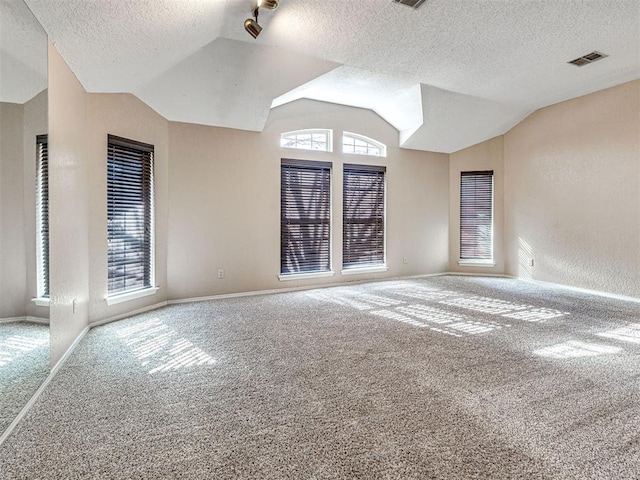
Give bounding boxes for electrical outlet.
[218,269,225,279]
[403,256,408,264]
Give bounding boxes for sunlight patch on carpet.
[533,340,621,359]
[439,295,567,322]
[306,290,404,310]
[371,303,504,337]
[116,318,216,373]
[596,324,640,344]
[0,335,48,367]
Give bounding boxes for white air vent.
[393,0,428,9]
[568,51,608,67]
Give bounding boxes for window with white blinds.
[36,134,49,298]
[460,171,494,261]
[281,159,331,275]
[343,164,386,269]
[107,135,154,296]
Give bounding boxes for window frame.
[342,163,387,273]
[280,158,333,280]
[280,129,333,153]
[459,170,494,266]
[106,134,156,300]
[342,132,387,157]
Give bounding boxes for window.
[342,132,386,157]
[460,171,494,262]
[343,164,386,269]
[280,129,332,152]
[36,134,49,298]
[281,159,332,276]
[107,135,154,296]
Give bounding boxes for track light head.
[257,0,279,9]
[244,18,262,39]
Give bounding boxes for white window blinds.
[107,135,154,295]
[281,159,331,275]
[460,171,494,261]
[36,134,49,298]
[343,164,386,268]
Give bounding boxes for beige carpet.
[1,276,639,479]
[0,322,49,435]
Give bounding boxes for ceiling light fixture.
[244,13,262,39]
[258,0,279,9]
[244,0,279,39]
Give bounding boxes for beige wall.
[449,135,505,274]
[45,52,637,344]
[0,102,26,318]
[46,51,170,358]
[48,42,90,365]
[0,91,48,320]
[86,93,169,322]
[167,99,449,300]
[504,79,640,297]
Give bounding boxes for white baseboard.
[445,271,510,278]
[0,316,50,324]
[0,316,26,324]
[166,272,451,306]
[89,301,168,328]
[26,316,50,325]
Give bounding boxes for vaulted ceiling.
[22,0,640,153]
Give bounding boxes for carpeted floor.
[0,322,49,435]
[1,275,639,479]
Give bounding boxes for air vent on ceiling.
[568,51,608,67]
[393,0,428,9]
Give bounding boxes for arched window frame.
[280,129,333,152]
[342,132,387,157]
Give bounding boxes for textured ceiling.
[21,0,640,153]
[0,0,47,103]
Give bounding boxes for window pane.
[342,133,386,157]
[280,130,331,152]
[107,136,154,295]
[343,165,386,268]
[460,171,493,260]
[281,160,332,274]
[36,135,49,298]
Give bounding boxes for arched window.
[280,129,332,152]
[342,132,386,157]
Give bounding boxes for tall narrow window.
[343,164,386,269]
[36,134,49,298]
[281,159,331,276]
[460,171,494,262]
[107,135,154,296]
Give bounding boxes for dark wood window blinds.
[343,164,386,268]
[36,134,49,297]
[281,159,331,275]
[460,170,494,260]
[107,135,154,295]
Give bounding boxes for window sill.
[278,271,335,282]
[31,297,50,307]
[458,260,496,268]
[106,287,159,306]
[341,265,388,276]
